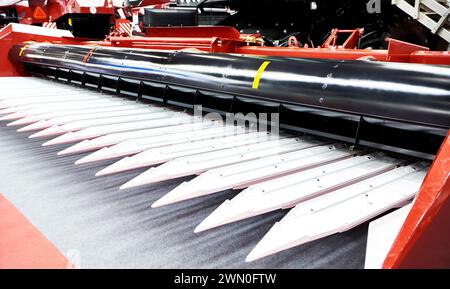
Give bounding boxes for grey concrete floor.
[0,122,368,268]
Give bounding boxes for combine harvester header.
[0,22,449,268]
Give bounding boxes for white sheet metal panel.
[0,77,55,86]
[97,136,300,177]
[0,93,107,109]
[151,144,357,208]
[29,110,178,138]
[245,166,427,262]
[84,130,272,166]
[0,79,70,86]
[0,81,88,98]
[42,115,204,146]
[365,203,413,269]
[16,106,162,132]
[0,83,63,91]
[106,137,322,182]
[285,163,427,217]
[0,86,66,93]
[194,153,404,233]
[58,121,219,155]
[76,125,249,164]
[0,88,85,100]
[0,77,77,88]
[0,97,122,115]
[0,79,87,90]
[0,98,133,119]
[7,102,151,126]
[118,132,283,187]
[2,23,74,37]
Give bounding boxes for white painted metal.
[116,137,324,185]
[0,77,426,265]
[0,78,79,93]
[245,165,427,262]
[0,93,106,109]
[0,82,59,90]
[392,0,450,43]
[0,98,132,119]
[58,121,219,155]
[194,154,405,233]
[82,130,271,166]
[151,144,357,208]
[0,23,74,38]
[16,106,162,132]
[42,115,203,146]
[0,78,66,85]
[119,133,283,188]
[98,135,299,177]
[0,78,69,85]
[284,162,427,217]
[28,110,176,138]
[0,80,88,91]
[0,86,65,96]
[365,203,413,269]
[7,102,150,126]
[76,125,249,164]
[0,77,51,85]
[0,88,84,100]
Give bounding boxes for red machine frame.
[107,26,450,65]
[12,0,115,25]
[1,0,171,26]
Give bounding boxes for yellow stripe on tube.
[18,45,29,56]
[252,61,271,90]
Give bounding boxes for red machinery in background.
[0,0,116,38]
[14,0,114,24]
[0,0,172,38]
[109,26,450,65]
[2,23,449,78]
[0,0,116,24]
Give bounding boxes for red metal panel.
[385,38,429,63]
[411,51,450,65]
[144,26,241,39]
[0,23,80,77]
[109,35,245,53]
[0,24,24,76]
[0,194,69,269]
[237,44,450,65]
[383,132,450,268]
[236,46,390,61]
[15,5,35,25]
[321,28,364,49]
[139,0,170,5]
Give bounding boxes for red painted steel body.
[321,28,364,49]
[0,194,70,269]
[13,0,115,24]
[4,0,171,25]
[139,26,450,65]
[236,38,449,64]
[384,132,450,268]
[0,24,81,76]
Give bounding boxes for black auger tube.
[9,42,450,129]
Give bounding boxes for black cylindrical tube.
[10,42,450,128]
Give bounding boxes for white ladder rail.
[392,0,450,44]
